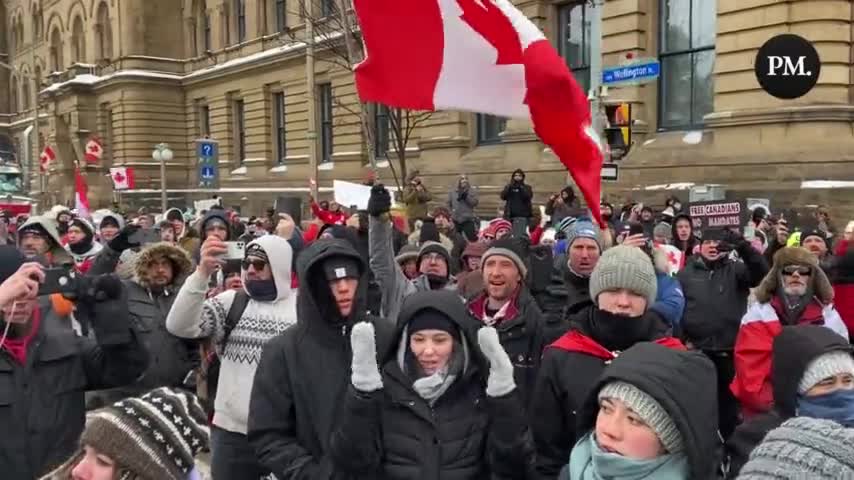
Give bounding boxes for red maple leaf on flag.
[457,0,523,65]
[113,171,125,184]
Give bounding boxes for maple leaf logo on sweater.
[457,0,523,65]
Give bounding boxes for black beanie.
[100,216,120,229]
[800,228,830,249]
[408,308,461,342]
[417,241,451,269]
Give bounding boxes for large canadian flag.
[74,167,91,219]
[39,146,55,174]
[109,167,135,190]
[84,137,104,165]
[353,0,604,225]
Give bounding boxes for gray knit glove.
[477,327,516,397]
[350,322,384,392]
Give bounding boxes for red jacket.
[834,284,854,337]
[311,202,349,226]
[731,297,849,417]
[549,330,686,359]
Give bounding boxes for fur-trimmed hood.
[755,247,833,304]
[133,242,193,288]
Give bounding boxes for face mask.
[590,309,656,352]
[426,273,449,290]
[797,389,854,427]
[245,279,277,302]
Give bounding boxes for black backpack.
[198,291,250,416]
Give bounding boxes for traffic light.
[604,103,632,161]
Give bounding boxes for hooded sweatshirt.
[66,218,103,273]
[17,216,73,267]
[248,239,394,479]
[97,211,125,241]
[725,325,852,478]
[569,343,719,480]
[165,207,201,254]
[501,168,533,219]
[166,235,298,434]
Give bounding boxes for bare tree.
[290,0,433,192]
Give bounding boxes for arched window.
[32,9,43,41]
[71,16,85,63]
[50,28,63,71]
[16,18,24,47]
[10,77,18,113]
[22,80,30,111]
[10,21,18,55]
[191,0,209,55]
[95,3,112,60]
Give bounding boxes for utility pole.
[304,0,319,199]
[29,39,41,199]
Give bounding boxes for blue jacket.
[652,273,685,333]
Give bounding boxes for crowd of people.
[0,168,853,479]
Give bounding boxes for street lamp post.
[152,143,173,212]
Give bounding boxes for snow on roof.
[801,180,854,189]
[39,32,347,94]
[644,183,695,191]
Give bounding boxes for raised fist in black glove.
[719,228,749,254]
[367,184,392,217]
[107,224,141,253]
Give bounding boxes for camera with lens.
[38,268,123,303]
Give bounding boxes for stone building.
[0,0,852,217]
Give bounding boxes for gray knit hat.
[738,417,854,479]
[481,238,528,278]
[653,222,672,241]
[589,245,657,307]
[798,351,854,394]
[565,219,603,251]
[598,381,683,453]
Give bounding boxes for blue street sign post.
[195,139,219,189]
[602,59,660,86]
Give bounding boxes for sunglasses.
[242,259,268,271]
[782,266,811,276]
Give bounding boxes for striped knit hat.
[79,388,210,480]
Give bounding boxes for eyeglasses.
[242,259,268,271]
[782,266,812,276]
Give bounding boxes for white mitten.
[477,327,516,397]
[350,322,384,392]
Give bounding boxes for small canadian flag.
[39,146,55,173]
[84,137,104,164]
[109,167,135,190]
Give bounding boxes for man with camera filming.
[678,227,769,439]
[166,234,298,479]
[0,245,149,480]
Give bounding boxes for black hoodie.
[576,342,720,480]
[329,289,535,480]
[248,239,393,480]
[671,213,699,259]
[725,325,852,478]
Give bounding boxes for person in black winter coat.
[677,227,769,439]
[500,169,533,238]
[248,239,394,479]
[725,325,854,478]
[566,342,720,480]
[0,247,149,480]
[671,213,699,269]
[329,289,535,480]
[464,238,549,406]
[86,242,200,408]
[531,246,686,479]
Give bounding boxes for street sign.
[601,163,619,182]
[195,139,219,188]
[602,59,660,86]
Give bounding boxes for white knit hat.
[598,381,683,453]
[798,351,854,394]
